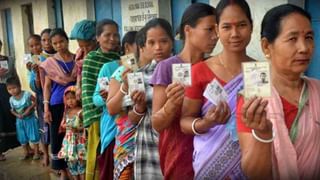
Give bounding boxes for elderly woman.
[69,20,98,100]
[237,4,320,180]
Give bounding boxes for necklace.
[218,54,240,78]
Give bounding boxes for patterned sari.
[193,74,246,180]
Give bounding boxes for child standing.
[26,34,50,166]
[58,86,86,180]
[6,76,40,160]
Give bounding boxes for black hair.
[261,4,311,43]
[135,28,146,58]
[49,28,69,41]
[6,76,21,87]
[179,3,216,41]
[216,0,252,25]
[121,31,137,55]
[144,18,174,43]
[96,19,119,36]
[28,34,41,42]
[40,28,52,37]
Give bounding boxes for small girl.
[58,86,86,180]
[26,34,50,166]
[6,76,40,160]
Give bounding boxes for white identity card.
[98,77,110,91]
[203,79,228,105]
[127,72,145,94]
[172,63,192,86]
[121,53,139,71]
[23,54,33,64]
[242,61,271,99]
[0,60,8,69]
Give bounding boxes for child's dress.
[9,91,40,145]
[58,110,86,175]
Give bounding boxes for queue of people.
[0,0,319,180]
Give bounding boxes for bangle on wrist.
[192,118,203,136]
[120,83,128,95]
[251,128,275,143]
[133,105,145,116]
[43,100,49,104]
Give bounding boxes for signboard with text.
[121,0,159,34]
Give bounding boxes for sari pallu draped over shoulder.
[268,77,320,180]
[39,53,77,88]
[193,74,246,180]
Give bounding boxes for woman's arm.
[152,83,188,132]
[180,97,231,135]
[128,91,146,124]
[238,96,273,179]
[106,79,126,115]
[33,64,41,89]
[43,75,52,124]
[76,73,82,100]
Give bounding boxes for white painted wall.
[210,0,287,60]
[62,0,95,53]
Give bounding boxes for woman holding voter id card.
[107,18,173,180]
[150,3,218,180]
[180,0,255,179]
[237,4,320,179]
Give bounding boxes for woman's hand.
[100,89,108,100]
[26,62,33,71]
[76,88,82,101]
[241,96,272,135]
[131,90,146,113]
[165,82,185,108]
[121,68,132,89]
[31,63,39,73]
[44,110,52,124]
[202,101,231,128]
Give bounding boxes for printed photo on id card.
[203,79,228,105]
[127,72,145,94]
[172,63,192,86]
[121,53,139,71]
[242,61,271,99]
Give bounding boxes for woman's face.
[96,24,119,53]
[41,32,54,52]
[51,35,69,53]
[217,5,252,52]
[267,13,314,75]
[145,26,173,61]
[77,40,97,56]
[188,15,218,54]
[28,38,42,55]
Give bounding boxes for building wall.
[62,0,95,52]
[0,0,55,90]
